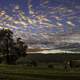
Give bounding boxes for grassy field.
[0,64,80,80]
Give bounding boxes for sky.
[0,0,80,45]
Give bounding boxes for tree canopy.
[0,28,28,64]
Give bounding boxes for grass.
[0,64,80,80]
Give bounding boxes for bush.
[48,64,53,68]
[31,61,38,67]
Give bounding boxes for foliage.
[48,64,53,68]
[31,60,38,67]
[0,28,28,64]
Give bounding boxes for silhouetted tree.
[16,37,28,57]
[0,28,28,64]
[0,29,12,63]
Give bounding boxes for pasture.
[0,53,80,80]
[0,64,80,80]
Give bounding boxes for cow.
[69,60,80,68]
[64,60,71,72]
[64,59,80,72]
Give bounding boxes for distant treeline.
[17,53,80,63]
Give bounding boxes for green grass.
[0,64,80,80]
